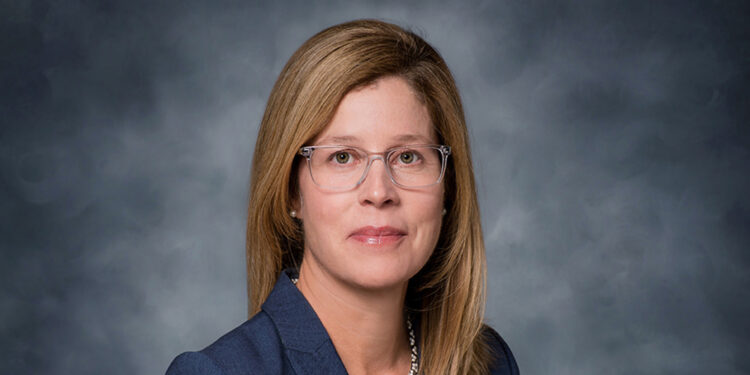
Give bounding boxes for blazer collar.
[261,268,348,375]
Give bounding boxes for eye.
[334,151,352,164]
[398,151,419,164]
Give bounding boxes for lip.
[349,226,407,246]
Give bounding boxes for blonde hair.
[247,19,494,374]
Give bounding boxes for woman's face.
[295,76,445,290]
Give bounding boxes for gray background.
[1,0,748,374]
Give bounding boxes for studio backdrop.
[1,1,748,374]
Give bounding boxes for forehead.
[312,76,436,146]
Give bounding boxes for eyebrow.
[318,135,359,144]
[316,134,434,145]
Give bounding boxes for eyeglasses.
[298,144,451,190]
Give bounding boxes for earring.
[290,210,297,218]
[442,208,447,216]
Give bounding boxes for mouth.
[349,226,407,246]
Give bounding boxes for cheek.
[298,173,335,220]
[410,189,445,247]
[296,169,346,245]
[423,184,445,218]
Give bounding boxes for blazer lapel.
[261,268,349,375]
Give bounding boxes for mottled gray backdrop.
[1,0,748,374]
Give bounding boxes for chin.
[351,276,406,290]
[344,263,415,290]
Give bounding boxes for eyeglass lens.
[308,146,445,188]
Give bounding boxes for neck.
[296,259,412,375]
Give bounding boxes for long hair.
[247,19,494,374]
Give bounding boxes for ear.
[289,174,304,220]
[289,159,304,219]
[290,194,302,217]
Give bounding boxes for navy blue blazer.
[167,269,519,374]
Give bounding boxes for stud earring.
[442,208,447,216]
[290,210,297,218]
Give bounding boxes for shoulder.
[166,311,285,375]
[166,351,223,375]
[482,324,520,375]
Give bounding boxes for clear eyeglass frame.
[298,144,451,190]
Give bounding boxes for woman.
[167,19,519,375]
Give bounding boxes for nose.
[357,156,399,208]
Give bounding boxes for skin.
[293,76,445,375]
